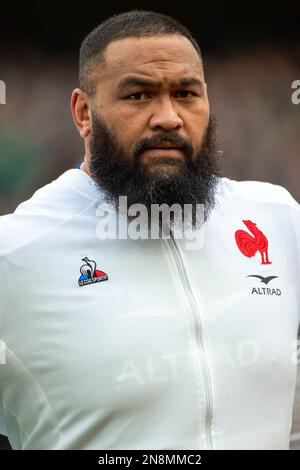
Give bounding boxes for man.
[0,10,299,450]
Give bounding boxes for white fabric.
[0,168,299,450]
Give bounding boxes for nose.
[149,97,183,131]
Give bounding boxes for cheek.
[112,102,148,123]
[98,97,148,131]
[184,110,210,146]
[108,106,147,145]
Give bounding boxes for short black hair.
[79,9,203,97]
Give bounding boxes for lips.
[147,144,182,150]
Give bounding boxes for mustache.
[133,133,194,160]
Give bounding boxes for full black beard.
[89,112,221,230]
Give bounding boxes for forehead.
[100,35,204,84]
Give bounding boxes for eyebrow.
[116,75,203,93]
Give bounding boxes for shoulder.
[218,177,299,210]
[0,170,96,257]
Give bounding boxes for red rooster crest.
[235,220,272,265]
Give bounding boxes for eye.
[175,90,198,99]
[125,92,150,101]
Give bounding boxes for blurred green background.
[1,2,299,214]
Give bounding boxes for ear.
[71,88,91,138]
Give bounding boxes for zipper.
[166,229,214,449]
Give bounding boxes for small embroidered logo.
[235,220,272,265]
[78,257,108,287]
[247,275,278,285]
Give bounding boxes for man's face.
[87,35,220,224]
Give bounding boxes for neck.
[80,160,92,177]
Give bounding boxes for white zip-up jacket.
[0,168,299,450]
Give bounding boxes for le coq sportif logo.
[78,257,108,287]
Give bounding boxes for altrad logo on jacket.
[247,275,278,285]
[78,257,108,287]
[247,274,281,296]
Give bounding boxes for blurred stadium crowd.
[0,45,299,214]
